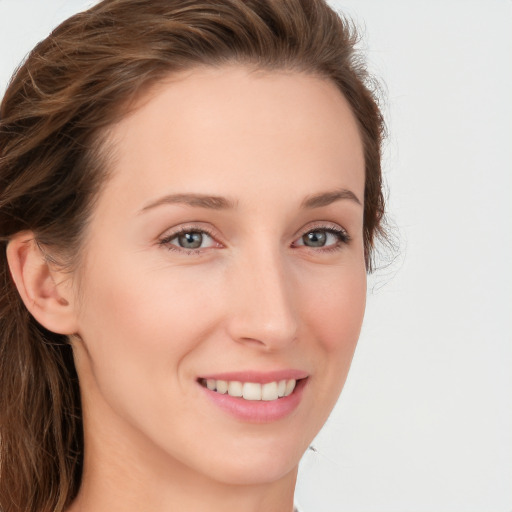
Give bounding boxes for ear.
[6,231,79,335]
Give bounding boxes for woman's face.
[70,66,366,486]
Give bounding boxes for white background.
[1,1,511,511]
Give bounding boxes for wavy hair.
[0,1,386,510]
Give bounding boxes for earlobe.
[6,232,79,335]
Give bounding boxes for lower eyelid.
[294,227,350,246]
[158,227,223,252]
[159,225,349,252]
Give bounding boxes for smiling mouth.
[199,378,298,401]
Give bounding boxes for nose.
[224,245,298,351]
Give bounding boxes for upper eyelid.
[159,223,219,240]
[158,226,221,253]
[293,226,349,245]
[293,221,349,238]
[166,229,215,242]
[158,221,349,246]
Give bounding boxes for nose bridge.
[226,242,298,349]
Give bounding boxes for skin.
[13,66,367,512]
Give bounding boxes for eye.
[293,226,350,250]
[160,228,219,252]
[174,231,207,249]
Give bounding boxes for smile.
[198,370,308,422]
[200,378,296,401]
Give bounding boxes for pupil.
[303,231,326,247]
[178,232,203,249]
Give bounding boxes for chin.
[208,456,300,487]
[194,432,309,486]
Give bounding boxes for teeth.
[216,379,228,394]
[284,379,295,396]
[243,382,261,400]
[203,378,297,401]
[228,381,243,397]
[261,381,278,401]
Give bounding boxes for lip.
[198,369,309,384]
[197,371,309,423]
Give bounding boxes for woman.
[0,0,385,511]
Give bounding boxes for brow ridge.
[140,188,361,214]
[140,193,236,213]
[301,188,362,209]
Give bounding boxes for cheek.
[303,264,366,352]
[75,256,223,379]
[299,260,366,412]
[72,258,223,447]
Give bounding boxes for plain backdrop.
[1,1,511,511]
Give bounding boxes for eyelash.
[158,226,219,256]
[293,225,351,253]
[158,224,351,255]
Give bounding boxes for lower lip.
[200,378,307,423]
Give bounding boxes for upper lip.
[198,369,308,384]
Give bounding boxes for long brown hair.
[0,1,386,510]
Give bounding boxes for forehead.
[99,65,365,210]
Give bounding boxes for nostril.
[237,336,267,347]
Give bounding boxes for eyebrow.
[140,193,237,213]
[139,187,361,214]
[301,188,362,208]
